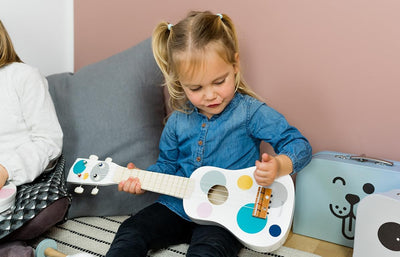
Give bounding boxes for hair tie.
[167,23,173,31]
[216,13,223,20]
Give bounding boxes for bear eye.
[363,183,375,194]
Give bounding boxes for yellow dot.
[237,175,253,190]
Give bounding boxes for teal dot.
[73,160,87,174]
[237,203,267,234]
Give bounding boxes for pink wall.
[75,0,400,162]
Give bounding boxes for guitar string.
[79,167,277,210]
[119,169,276,210]
[189,183,274,210]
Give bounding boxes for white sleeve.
[3,67,63,185]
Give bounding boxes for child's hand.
[254,153,293,186]
[118,162,145,195]
[0,164,9,189]
[254,153,279,186]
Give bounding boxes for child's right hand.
[118,162,146,195]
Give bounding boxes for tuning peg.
[74,186,84,194]
[91,187,99,195]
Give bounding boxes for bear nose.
[345,194,360,205]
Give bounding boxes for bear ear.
[363,183,375,194]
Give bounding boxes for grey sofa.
[47,38,165,219]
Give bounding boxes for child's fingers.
[253,171,275,186]
[255,159,274,172]
[118,180,125,191]
[261,153,273,163]
[254,157,278,186]
[119,177,144,194]
[124,177,135,193]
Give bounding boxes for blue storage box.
[293,151,400,247]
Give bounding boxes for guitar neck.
[112,166,193,199]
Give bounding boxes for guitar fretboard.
[113,167,194,199]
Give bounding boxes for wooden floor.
[283,231,354,257]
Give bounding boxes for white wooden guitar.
[67,155,295,253]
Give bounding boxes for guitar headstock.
[67,155,119,195]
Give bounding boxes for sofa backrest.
[47,38,165,218]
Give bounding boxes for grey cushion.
[47,38,165,218]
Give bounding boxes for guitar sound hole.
[207,185,228,205]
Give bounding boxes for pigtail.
[152,22,171,81]
[219,14,239,52]
[216,13,261,101]
[152,21,188,111]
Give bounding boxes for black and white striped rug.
[31,216,320,257]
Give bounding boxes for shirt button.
[198,140,203,146]
[201,123,206,128]
[196,157,201,162]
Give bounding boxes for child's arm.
[118,162,146,195]
[253,153,293,186]
[5,67,63,185]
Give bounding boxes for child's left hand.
[253,153,279,186]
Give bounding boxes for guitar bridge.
[252,187,272,219]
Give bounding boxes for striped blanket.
[31,216,320,257]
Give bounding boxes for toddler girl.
[107,11,312,257]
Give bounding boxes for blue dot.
[269,224,281,237]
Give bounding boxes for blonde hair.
[152,11,259,113]
[0,20,22,68]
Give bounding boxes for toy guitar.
[67,155,295,253]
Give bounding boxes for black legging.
[106,203,243,257]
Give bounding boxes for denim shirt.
[147,93,312,220]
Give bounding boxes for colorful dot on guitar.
[90,161,110,182]
[237,203,268,234]
[269,224,282,237]
[199,170,226,194]
[197,202,213,218]
[73,159,87,175]
[237,175,253,190]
